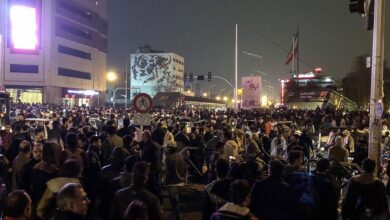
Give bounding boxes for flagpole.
[296,26,300,76]
[291,34,295,78]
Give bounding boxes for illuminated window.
[10,5,38,51]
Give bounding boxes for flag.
[285,32,299,65]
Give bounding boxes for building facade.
[130,52,184,99]
[0,0,107,105]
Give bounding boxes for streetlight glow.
[203,92,208,97]
[216,96,221,101]
[107,71,118,82]
[261,95,268,107]
[223,96,228,101]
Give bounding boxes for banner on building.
[241,76,262,109]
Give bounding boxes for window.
[59,0,92,20]
[8,1,40,54]
[59,23,92,40]
[10,64,39,73]
[58,67,91,79]
[58,45,91,60]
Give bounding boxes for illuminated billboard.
[9,0,41,53]
[130,53,184,98]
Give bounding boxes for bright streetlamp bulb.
[223,96,228,101]
[216,96,221,101]
[261,95,268,107]
[107,71,118,82]
[203,92,208,97]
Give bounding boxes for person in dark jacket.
[101,155,138,220]
[83,136,102,214]
[117,118,133,137]
[109,161,162,220]
[207,141,225,183]
[19,143,43,196]
[211,180,258,220]
[51,183,90,220]
[31,143,59,205]
[152,123,166,147]
[203,158,230,220]
[101,125,123,165]
[100,147,130,190]
[123,200,149,220]
[140,130,160,173]
[174,125,191,150]
[47,121,62,146]
[164,141,186,186]
[164,141,187,220]
[342,158,389,219]
[311,159,339,220]
[250,160,292,220]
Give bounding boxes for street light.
[223,96,228,101]
[216,96,221,101]
[203,92,208,97]
[107,71,118,82]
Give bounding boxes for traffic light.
[207,72,212,82]
[184,72,187,82]
[189,73,193,82]
[349,0,374,30]
[349,0,365,14]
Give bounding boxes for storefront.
[62,89,99,106]
[6,86,43,104]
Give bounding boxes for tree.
[342,55,390,109]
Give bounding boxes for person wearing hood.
[244,132,260,161]
[223,131,239,162]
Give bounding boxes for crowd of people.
[0,104,389,220]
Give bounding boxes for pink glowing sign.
[10,5,38,51]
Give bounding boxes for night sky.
[107,0,390,99]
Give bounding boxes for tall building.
[130,52,184,98]
[0,0,107,105]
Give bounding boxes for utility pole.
[234,24,238,111]
[368,0,385,173]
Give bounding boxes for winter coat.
[110,185,162,220]
[211,203,258,220]
[250,176,293,220]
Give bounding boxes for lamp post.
[107,71,118,106]
[125,57,130,109]
[208,83,218,99]
[107,71,118,82]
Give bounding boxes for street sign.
[132,93,153,113]
[133,113,152,126]
[375,100,383,118]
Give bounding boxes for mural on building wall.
[131,54,183,95]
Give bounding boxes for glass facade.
[6,88,43,103]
